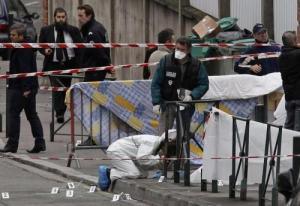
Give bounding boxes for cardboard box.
[192,16,221,39]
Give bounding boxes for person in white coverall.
[106,130,176,182]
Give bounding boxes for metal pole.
[174,105,180,183]
[67,90,75,167]
[50,87,55,142]
[229,118,236,198]
[164,105,169,178]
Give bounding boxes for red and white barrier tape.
[0,52,279,80]
[0,154,297,161]
[0,42,282,49]
[0,62,157,80]
[200,52,280,62]
[39,86,69,92]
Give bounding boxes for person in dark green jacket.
[151,37,209,135]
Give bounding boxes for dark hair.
[154,141,177,157]
[176,36,192,50]
[77,4,95,19]
[10,23,26,36]
[54,7,67,17]
[282,31,297,47]
[158,28,174,43]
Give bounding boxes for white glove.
[153,105,160,113]
[242,56,255,65]
[183,95,192,101]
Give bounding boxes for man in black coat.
[0,24,45,153]
[77,4,114,82]
[39,7,83,123]
[77,4,115,146]
[279,31,300,131]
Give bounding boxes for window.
[6,0,29,19]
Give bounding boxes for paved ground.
[0,158,145,206]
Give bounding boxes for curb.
[0,152,148,206]
[0,152,210,206]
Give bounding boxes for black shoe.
[78,137,97,146]
[57,116,64,124]
[26,144,46,154]
[0,145,17,153]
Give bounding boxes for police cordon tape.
[0,154,297,161]
[39,86,69,92]
[0,52,280,80]
[0,42,283,49]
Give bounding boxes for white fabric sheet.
[203,107,300,185]
[203,72,282,100]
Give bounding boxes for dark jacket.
[9,45,38,92]
[234,41,281,75]
[80,19,111,80]
[39,24,83,71]
[151,53,209,105]
[279,46,300,101]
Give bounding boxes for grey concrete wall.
[49,0,198,80]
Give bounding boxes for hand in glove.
[153,105,160,113]
[183,95,192,101]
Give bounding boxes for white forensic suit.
[106,130,176,181]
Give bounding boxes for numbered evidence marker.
[66,190,74,198]
[89,186,96,193]
[112,194,120,202]
[158,176,165,183]
[51,187,60,194]
[1,192,9,199]
[124,193,132,200]
[67,182,75,189]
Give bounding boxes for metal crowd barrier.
[227,115,283,204]
[67,86,138,167]
[259,123,282,206]
[163,99,219,186]
[229,115,250,200]
[49,74,85,142]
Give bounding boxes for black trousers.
[7,89,44,147]
[46,59,76,117]
[285,100,300,131]
[84,70,107,82]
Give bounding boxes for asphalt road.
[0,159,146,206]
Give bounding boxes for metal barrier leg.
[0,113,2,132]
[67,90,76,167]
[212,180,218,193]
[184,137,190,186]
[50,90,55,142]
[258,183,265,206]
[174,105,181,183]
[163,106,169,179]
[229,118,237,198]
[240,120,250,200]
[5,74,8,138]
